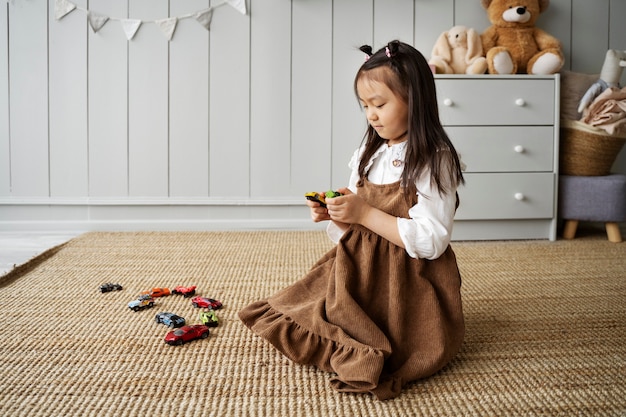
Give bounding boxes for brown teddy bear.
[429,25,488,74]
[480,0,564,75]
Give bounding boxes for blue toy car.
[155,312,186,328]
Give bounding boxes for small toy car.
[305,190,343,208]
[128,294,155,312]
[99,283,123,293]
[199,309,218,327]
[164,325,210,346]
[171,285,197,298]
[141,287,171,298]
[191,296,222,310]
[155,312,186,328]
[305,192,327,207]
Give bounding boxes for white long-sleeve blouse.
[326,142,459,260]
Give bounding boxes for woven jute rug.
[0,231,625,417]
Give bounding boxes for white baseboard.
[0,219,326,232]
[0,198,556,240]
[0,198,323,232]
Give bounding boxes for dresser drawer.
[455,173,555,220]
[446,126,554,172]
[436,78,555,126]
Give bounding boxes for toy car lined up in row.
[121,285,222,346]
[199,309,219,327]
[141,287,171,298]
[172,285,197,297]
[128,294,155,312]
[155,312,186,328]
[191,296,222,310]
[99,283,123,293]
[164,325,210,346]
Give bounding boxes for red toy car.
[164,325,210,346]
[172,285,197,298]
[191,296,222,310]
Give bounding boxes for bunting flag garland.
[155,17,178,42]
[88,11,109,33]
[226,0,247,15]
[51,0,246,41]
[120,19,142,41]
[55,0,76,20]
[194,9,214,32]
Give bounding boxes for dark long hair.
[354,40,464,198]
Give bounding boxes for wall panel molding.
[1,0,624,231]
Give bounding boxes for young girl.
[239,40,465,400]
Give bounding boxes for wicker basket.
[559,120,626,176]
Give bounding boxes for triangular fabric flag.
[226,0,247,15]
[194,8,214,31]
[88,11,109,33]
[55,0,76,20]
[120,19,142,40]
[155,17,178,41]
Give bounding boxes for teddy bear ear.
[480,0,492,9]
[432,31,451,62]
[538,0,550,13]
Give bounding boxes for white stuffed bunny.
[429,25,487,74]
[577,49,626,114]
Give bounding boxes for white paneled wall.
[1,0,625,231]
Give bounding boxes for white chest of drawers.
[435,75,560,241]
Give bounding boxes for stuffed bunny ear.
[431,31,451,62]
[465,28,483,62]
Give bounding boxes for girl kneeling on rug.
[239,40,465,400]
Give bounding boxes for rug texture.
[0,231,625,417]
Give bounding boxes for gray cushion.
[559,174,626,221]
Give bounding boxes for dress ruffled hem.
[238,177,464,400]
[239,300,396,397]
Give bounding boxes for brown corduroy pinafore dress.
[238,178,464,400]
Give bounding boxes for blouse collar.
[362,141,408,173]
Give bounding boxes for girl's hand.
[325,187,371,225]
[327,187,405,248]
[306,191,331,223]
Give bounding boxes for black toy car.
[99,283,123,293]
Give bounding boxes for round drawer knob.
[514,193,525,201]
[514,145,525,153]
[443,98,454,107]
[515,98,526,107]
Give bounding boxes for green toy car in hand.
[304,190,342,208]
